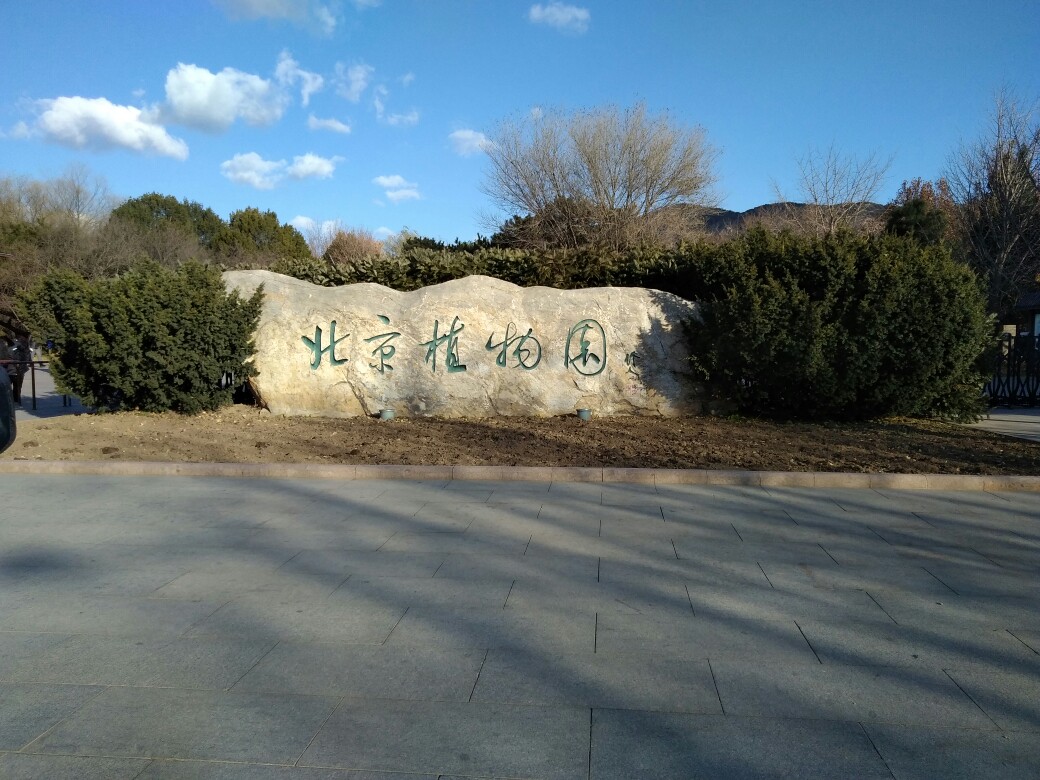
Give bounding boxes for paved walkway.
[971,407,1040,443]
[0,474,1037,778]
[12,363,87,424]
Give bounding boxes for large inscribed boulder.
[223,271,703,417]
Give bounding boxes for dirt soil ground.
[5,405,1040,474]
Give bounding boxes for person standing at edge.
[10,335,30,404]
[0,335,14,401]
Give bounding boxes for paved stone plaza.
[0,474,1037,778]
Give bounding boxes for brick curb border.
[1,460,1038,491]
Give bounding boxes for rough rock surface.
[223,271,703,418]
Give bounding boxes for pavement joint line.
[794,620,823,664]
[467,649,490,703]
[858,721,897,779]
[864,591,899,625]
[1006,629,1039,655]
[707,658,725,715]
[942,669,1002,729]
[922,566,959,595]
[757,562,774,589]
[3,459,1039,491]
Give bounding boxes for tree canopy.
[111,193,225,249]
[482,103,720,251]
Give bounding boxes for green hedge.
[684,229,991,421]
[271,244,684,293]
[16,260,263,413]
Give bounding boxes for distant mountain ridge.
[696,202,887,233]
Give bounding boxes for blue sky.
[1,0,1037,243]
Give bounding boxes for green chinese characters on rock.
[421,316,467,373]
[486,322,542,370]
[565,319,606,376]
[364,315,401,373]
[302,321,349,369]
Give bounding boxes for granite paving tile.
[862,723,1040,780]
[299,698,589,780]
[673,538,838,566]
[377,533,528,555]
[712,661,998,726]
[32,687,339,763]
[383,606,596,653]
[600,558,771,589]
[471,649,722,712]
[0,632,73,678]
[136,762,431,779]
[867,592,1040,631]
[595,613,818,662]
[0,596,225,637]
[759,562,958,596]
[332,575,515,609]
[921,564,1040,597]
[185,598,406,644]
[151,567,346,599]
[799,620,1040,670]
[505,575,694,617]
[275,550,445,579]
[684,584,891,623]
[944,667,1040,732]
[233,642,484,700]
[431,551,599,582]
[2,635,276,689]
[589,710,893,780]
[244,527,396,551]
[0,683,102,750]
[0,753,150,779]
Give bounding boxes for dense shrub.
[16,260,263,413]
[272,242,698,294]
[684,229,991,421]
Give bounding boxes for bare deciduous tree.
[774,145,892,237]
[323,227,384,268]
[48,163,118,229]
[300,219,343,258]
[946,89,1040,321]
[0,164,116,230]
[482,103,720,251]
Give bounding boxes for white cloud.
[275,50,324,106]
[400,72,415,87]
[7,121,31,139]
[449,129,491,156]
[220,152,286,189]
[164,63,286,131]
[221,151,342,188]
[385,110,419,127]
[216,0,338,35]
[372,174,412,189]
[530,106,544,120]
[312,4,337,33]
[373,174,420,203]
[307,113,351,133]
[292,215,341,234]
[386,188,420,203]
[373,225,393,239]
[372,84,388,117]
[372,85,418,126]
[352,0,381,7]
[287,152,342,179]
[528,2,590,33]
[335,63,374,102]
[32,96,189,159]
